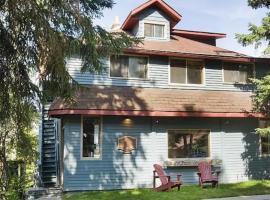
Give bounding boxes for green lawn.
[63,180,270,200]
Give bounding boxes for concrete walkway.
[207,194,270,200]
[37,194,62,200]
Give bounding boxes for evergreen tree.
[0,0,139,199]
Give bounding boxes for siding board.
[67,57,256,91]
[63,117,262,191]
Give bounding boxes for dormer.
[121,0,182,41]
[121,0,226,45]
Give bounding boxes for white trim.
[168,58,206,86]
[80,115,103,161]
[259,134,270,157]
[167,129,211,160]
[143,19,168,40]
[109,54,150,80]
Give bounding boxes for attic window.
[144,23,164,38]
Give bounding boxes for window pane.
[82,117,101,158]
[129,57,148,78]
[187,60,203,84]
[168,130,209,158]
[261,136,270,155]
[223,62,253,83]
[155,24,164,38]
[223,63,239,83]
[239,64,253,83]
[144,23,154,37]
[170,59,186,83]
[110,55,128,78]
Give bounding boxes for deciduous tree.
[236,0,270,135]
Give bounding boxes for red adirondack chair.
[197,161,220,188]
[153,164,182,192]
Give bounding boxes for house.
[41,0,270,191]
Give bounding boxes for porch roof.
[48,86,263,118]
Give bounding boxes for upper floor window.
[223,62,254,84]
[144,23,164,38]
[170,59,204,84]
[110,55,148,79]
[168,129,210,159]
[82,117,101,159]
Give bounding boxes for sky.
[93,0,268,57]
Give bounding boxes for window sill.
[144,37,168,41]
[110,76,152,81]
[223,82,252,85]
[81,156,102,161]
[164,158,210,167]
[164,158,222,167]
[169,83,205,87]
[259,153,270,158]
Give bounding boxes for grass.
[63,180,270,200]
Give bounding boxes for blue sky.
[94,0,267,57]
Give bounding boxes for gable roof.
[121,0,182,31]
[48,86,263,118]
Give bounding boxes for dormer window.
[144,23,165,38]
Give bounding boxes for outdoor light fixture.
[122,118,133,126]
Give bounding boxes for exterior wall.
[62,116,266,191]
[133,7,171,41]
[67,57,254,91]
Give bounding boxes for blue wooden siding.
[133,7,171,41]
[63,116,263,191]
[67,57,256,91]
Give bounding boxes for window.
[110,55,148,79]
[259,120,270,155]
[223,62,254,83]
[82,117,101,159]
[168,130,210,158]
[144,23,164,38]
[261,135,270,155]
[170,59,204,84]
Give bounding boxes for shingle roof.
[121,0,182,30]
[48,86,261,118]
[124,35,249,61]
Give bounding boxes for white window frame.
[222,62,255,84]
[109,54,149,80]
[259,135,270,157]
[143,20,167,39]
[167,129,211,161]
[144,23,165,38]
[169,58,205,86]
[80,115,103,160]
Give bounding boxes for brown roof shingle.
[49,86,258,117]
[125,35,248,60]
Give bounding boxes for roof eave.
[48,109,265,119]
[172,29,227,39]
[121,0,182,31]
[123,48,253,63]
